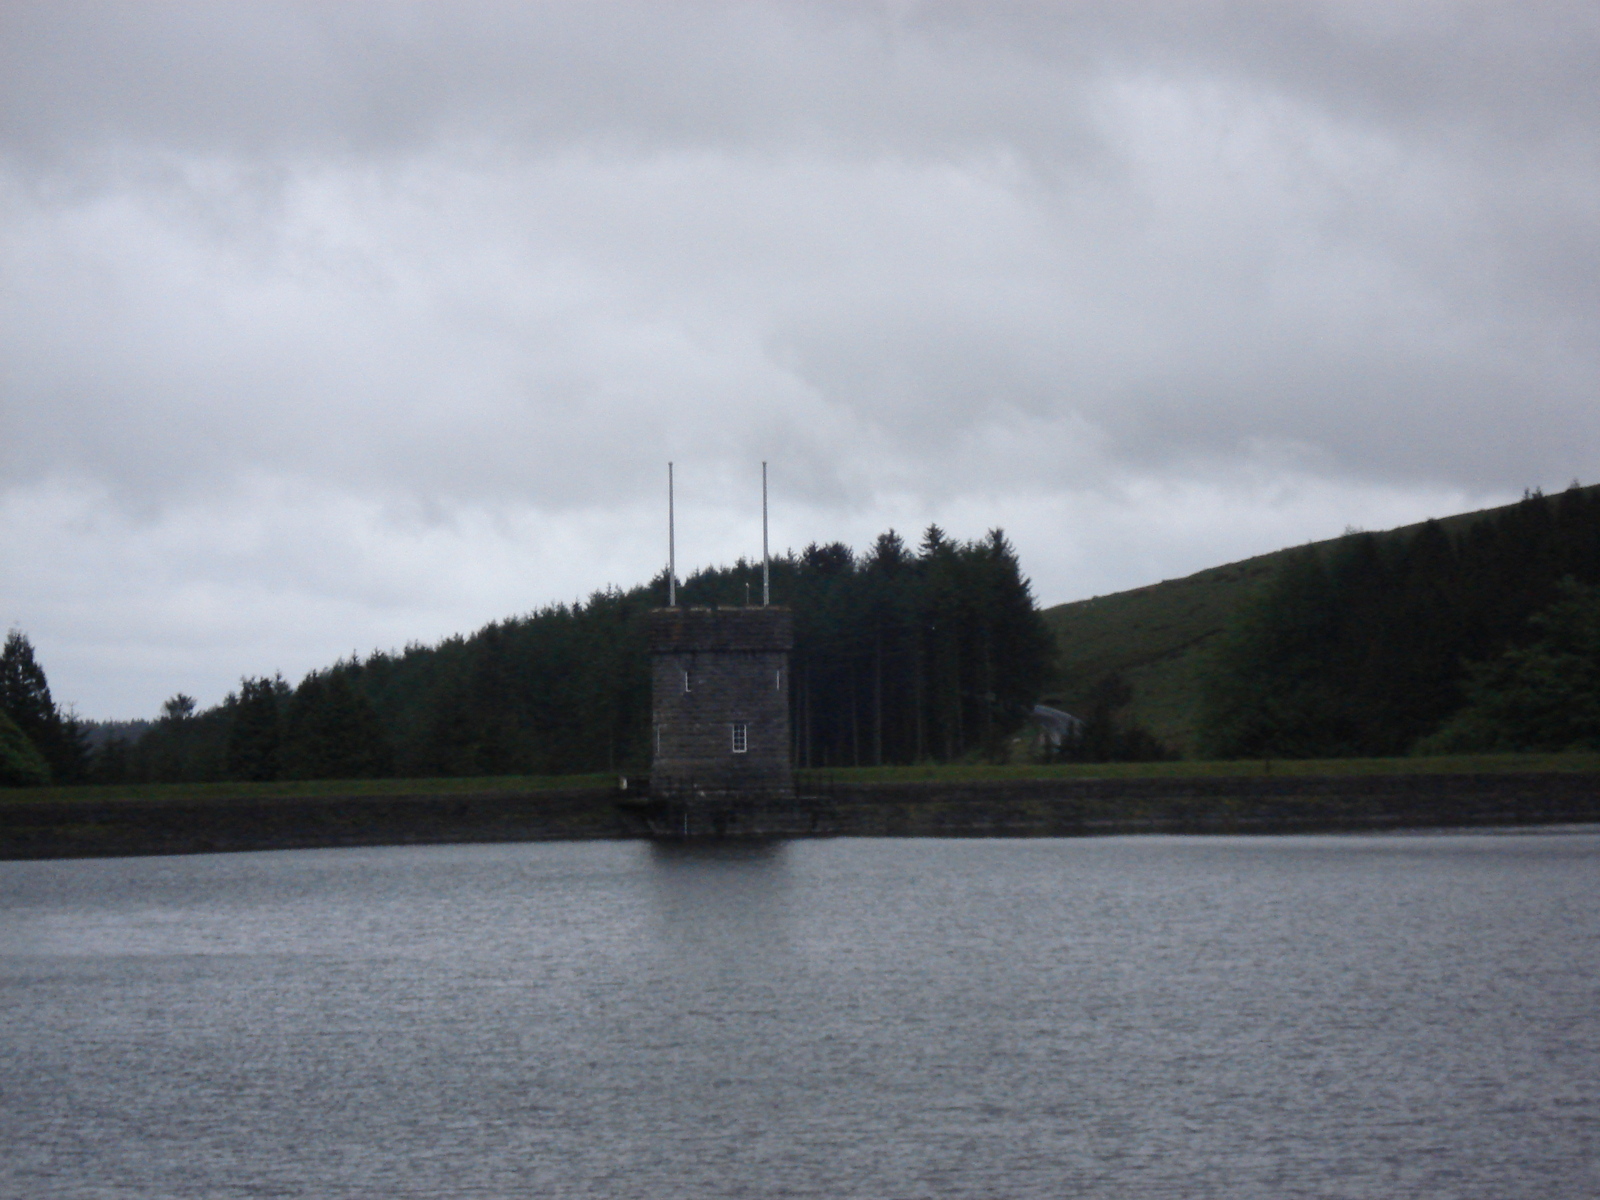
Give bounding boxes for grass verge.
[8,752,1599,807]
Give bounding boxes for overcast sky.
[3,2,1597,718]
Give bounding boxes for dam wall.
[815,772,1600,837]
[0,788,632,860]
[3,771,1598,859]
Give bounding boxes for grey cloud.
[2,1,1597,715]
[8,3,1593,163]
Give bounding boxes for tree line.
[1199,484,1600,758]
[4,526,1053,786]
[678,527,1054,768]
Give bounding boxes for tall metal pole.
[668,462,676,607]
[761,461,770,606]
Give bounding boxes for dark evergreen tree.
[1057,673,1174,763]
[862,531,916,766]
[0,631,57,742]
[0,630,87,782]
[88,734,130,785]
[971,528,1058,758]
[281,670,393,780]
[1420,579,1600,752]
[1199,549,1363,759]
[0,708,51,786]
[127,692,230,783]
[225,675,289,781]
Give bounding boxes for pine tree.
[1421,579,1600,752]
[226,676,289,781]
[1,630,59,746]
[0,630,87,782]
[0,707,51,786]
[282,671,394,780]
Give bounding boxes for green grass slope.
[1040,553,1280,756]
[1040,488,1597,757]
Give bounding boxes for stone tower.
[649,605,794,800]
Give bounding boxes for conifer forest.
[5,527,1053,784]
[1199,485,1600,758]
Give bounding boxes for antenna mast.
[668,462,676,607]
[762,461,770,606]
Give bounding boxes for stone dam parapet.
[3,772,1598,858]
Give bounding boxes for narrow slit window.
[775,669,782,691]
[731,722,748,754]
[682,669,691,693]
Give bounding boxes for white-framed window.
[682,668,691,693]
[731,722,748,754]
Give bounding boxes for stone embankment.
[814,773,1600,837]
[3,772,1598,859]
[0,788,627,860]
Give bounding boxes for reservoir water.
[3,832,1598,1198]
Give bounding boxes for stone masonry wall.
[6,771,1598,858]
[649,607,793,797]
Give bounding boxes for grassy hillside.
[1040,488,1598,756]
[1040,552,1279,756]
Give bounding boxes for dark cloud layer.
[2,2,1596,715]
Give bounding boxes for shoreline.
[4,770,1599,859]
